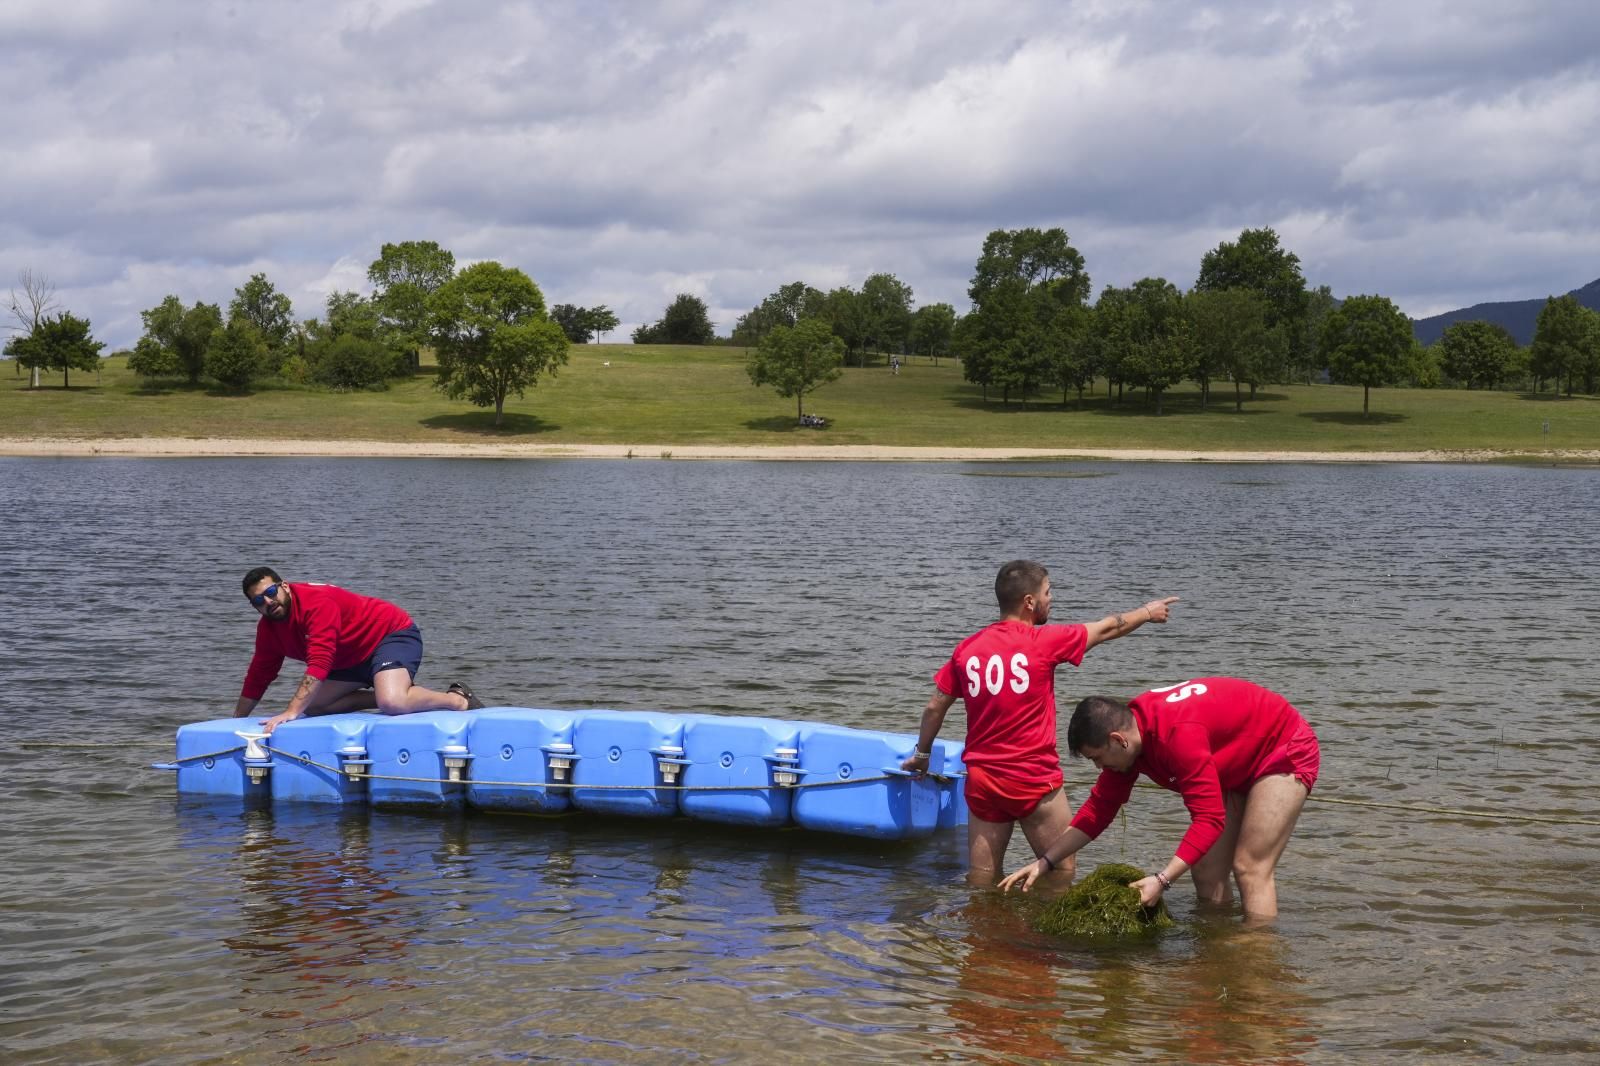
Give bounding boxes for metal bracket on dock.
[438,744,475,783]
[651,744,690,784]
[541,742,578,782]
[237,731,272,785]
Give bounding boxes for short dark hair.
[1067,695,1134,755]
[242,566,282,597]
[994,560,1049,614]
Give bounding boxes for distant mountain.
[1412,277,1600,346]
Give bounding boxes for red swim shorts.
[964,763,1064,823]
[1251,718,1321,794]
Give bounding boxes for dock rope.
[153,745,1600,827]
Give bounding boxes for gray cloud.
[2,0,1597,349]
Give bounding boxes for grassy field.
[3,344,1598,454]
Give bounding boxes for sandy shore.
[3,436,1597,463]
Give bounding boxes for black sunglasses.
[249,583,282,607]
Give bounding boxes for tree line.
[722,226,1600,420]
[5,242,581,426]
[10,229,1599,423]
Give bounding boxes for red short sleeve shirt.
[934,620,1088,786]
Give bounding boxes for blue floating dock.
[167,708,967,840]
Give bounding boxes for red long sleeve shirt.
[239,582,413,700]
[1068,677,1308,865]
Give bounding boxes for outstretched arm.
[261,673,323,734]
[901,689,956,773]
[1083,596,1180,650]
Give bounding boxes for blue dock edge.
[164,707,969,841]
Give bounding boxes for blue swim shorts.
[326,624,424,686]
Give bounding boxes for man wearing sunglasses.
[232,566,485,734]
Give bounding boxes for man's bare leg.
[1019,787,1079,885]
[1232,773,1309,922]
[1190,790,1248,907]
[300,680,372,717]
[967,815,1016,887]
[372,668,469,715]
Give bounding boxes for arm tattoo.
[1114,612,1127,631]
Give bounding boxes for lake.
[1,456,1597,1063]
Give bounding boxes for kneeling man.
[234,566,485,734]
[999,677,1318,921]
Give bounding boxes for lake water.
[1,456,1597,1064]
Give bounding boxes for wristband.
[1153,870,1173,891]
[912,749,931,759]
[1039,854,1055,872]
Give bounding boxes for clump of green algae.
[1033,862,1175,938]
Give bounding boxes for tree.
[430,261,568,426]
[7,268,60,387]
[304,291,397,389]
[1529,294,1597,396]
[204,318,267,390]
[1115,278,1191,415]
[731,282,826,348]
[369,240,456,364]
[909,303,957,363]
[859,272,914,357]
[588,305,619,344]
[4,312,103,387]
[747,318,845,423]
[551,304,594,344]
[1437,320,1517,390]
[964,227,1090,403]
[1046,303,1095,407]
[821,286,872,365]
[1187,288,1278,410]
[228,273,294,363]
[1195,227,1309,372]
[1320,294,1412,415]
[633,293,715,345]
[131,296,223,384]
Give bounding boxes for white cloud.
[2,0,1598,348]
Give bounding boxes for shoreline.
[2,436,1598,463]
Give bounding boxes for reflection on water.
[2,456,1599,1062]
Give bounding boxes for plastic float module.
[159,707,969,841]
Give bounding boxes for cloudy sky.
[3,0,1598,349]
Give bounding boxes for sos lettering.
[965,653,1030,697]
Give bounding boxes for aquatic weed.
[1033,862,1175,939]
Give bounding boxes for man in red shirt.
[998,677,1319,920]
[902,560,1178,885]
[233,567,485,734]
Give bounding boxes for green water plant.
[1033,862,1175,939]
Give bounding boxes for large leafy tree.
[1320,294,1412,416]
[1529,294,1597,396]
[228,273,294,361]
[859,272,914,357]
[1117,278,1191,415]
[633,293,715,345]
[731,282,826,348]
[1187,287,1279,410]
[4,312,103,387]
[1046,303,1095,407]
[821,286,871,365]
[369,240,456,363]
[551,304,594,344]
[130,296,223,384]
[1195,227,1309,371]
[964,227,1090,403]
[430,261,568,426]
[205,317,267,391]
[304,291,397,389]
[1437,320,1517,390]
[747,317,846,423]
[909,303,957,363]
